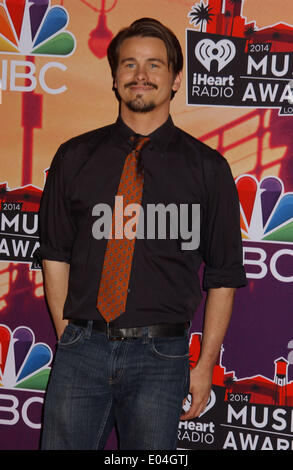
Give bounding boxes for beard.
[125,94,156,113]
[124,81,158,113]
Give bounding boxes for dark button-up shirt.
[36,115,247,327]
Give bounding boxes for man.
[37,18,246,450]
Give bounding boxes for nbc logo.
[0,0,76,94]
[236,175,293,243]
[0,324,52,391]
[236,175,293,283]
[0,0,75,56]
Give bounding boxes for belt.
[69,319,189,340]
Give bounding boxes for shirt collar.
[112,114,177,154]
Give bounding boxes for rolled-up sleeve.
[35,145,75,264]
[200,154,247,290]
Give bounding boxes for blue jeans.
[41,321,190,450]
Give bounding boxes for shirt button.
[127,288,131,293]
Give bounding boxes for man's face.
[114,36,182,114]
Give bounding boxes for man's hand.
[180,364,213,420]
[180,287,235,421]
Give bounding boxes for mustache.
[124,81,158,90]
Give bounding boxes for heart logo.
[182,390,216,417]
[195,38,236,72]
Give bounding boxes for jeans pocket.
[150,335,190,360]
[58,324,85,348]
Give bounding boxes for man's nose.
[134,64,148,81]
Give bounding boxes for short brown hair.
[107,18,183,98]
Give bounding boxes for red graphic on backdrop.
[189,332,293,407]
[193,0,293,51]
[0,182,42,212]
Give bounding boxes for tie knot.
[130,135,150,153]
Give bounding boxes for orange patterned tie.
[97,136,150,322]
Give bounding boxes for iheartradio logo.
[182,390,216,417]
[195,38,236,72]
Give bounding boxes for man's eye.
[150,63,158,68]
[126,63,135,68]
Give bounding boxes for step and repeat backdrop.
[0,0,292,451]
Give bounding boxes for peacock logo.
[0,0,76,57]
[236,174,293,243]
[0,324,52,392]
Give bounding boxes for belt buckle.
[107,322,124,341]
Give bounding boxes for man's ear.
[172,70,183,92]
